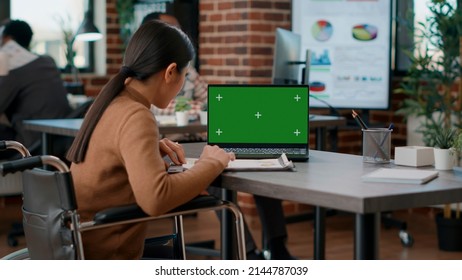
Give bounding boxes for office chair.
[0,141,31,247]
[382,213,414,247]
[0,155,246,260]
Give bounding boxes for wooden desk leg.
[314,206,326,259]
[354,213,380,260]
[220,188,237,260]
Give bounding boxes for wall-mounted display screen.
[292,0,392,110]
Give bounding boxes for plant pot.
[199,111,207,125]
[175,111,189,126]
[435,212,462,251]
[434,148,457,170]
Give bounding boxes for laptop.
[207,84,309,161]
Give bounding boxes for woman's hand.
[159,138,186,165]
[200,145,235,168]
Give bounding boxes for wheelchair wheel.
[1,248,29,260]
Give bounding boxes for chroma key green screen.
[208,85,309,144]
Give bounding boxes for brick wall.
[71,0,408,222]
[199,0,291,84]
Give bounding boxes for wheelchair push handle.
[0,140,31,157]
[0,155,69,176]
[0,156,43,176]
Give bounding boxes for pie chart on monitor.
[352,24,378,41]
[311,20,333,42]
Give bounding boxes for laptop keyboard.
[223,147,308,156]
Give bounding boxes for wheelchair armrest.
[170,195,224,212]
[93,195,225,225]
[93,204,147,225]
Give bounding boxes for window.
[9,0,98,73]
[394,0,458,74]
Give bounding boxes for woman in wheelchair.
[66,20,235,259]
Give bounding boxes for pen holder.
[362,128,392,163]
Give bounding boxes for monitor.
[292,0,392,110]
[271,28,302,85]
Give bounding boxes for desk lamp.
[65,9,103,94]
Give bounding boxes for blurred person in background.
[0,19,71,158]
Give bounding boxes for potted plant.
[395,0,462,147]
[395,0,462,251]
[418,125,462,251]
[430,126,459,170]
[174,96,191,126]
[199,102,208,125]
[428,121,462,251]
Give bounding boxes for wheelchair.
[0,140,31,247]
[0,142,246,260]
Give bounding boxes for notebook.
[207,84,309,161]
[361,168,439,184]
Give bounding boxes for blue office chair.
[0,154,246,260]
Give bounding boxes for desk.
[22,118,207,154]
[23,115,346,154]
[182,142,462,259]
[309,115,346,151]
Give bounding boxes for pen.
[378,123,394,146]
[351,110,368,130]
[372,123,394,160]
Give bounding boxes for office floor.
[1,201,461,260]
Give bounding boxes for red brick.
[199,2,215,11]
[210,14,223,21]
[250,1,272,9]
[234,1,248,9]
[207,58,224,66]
[249,23,273,32]
[218,2,233,10]
[226,58,240,66]
[248,12,263,20]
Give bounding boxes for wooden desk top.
[183,142,462,215]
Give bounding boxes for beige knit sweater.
[71,87,225,259]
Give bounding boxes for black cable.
[309,94,341,117]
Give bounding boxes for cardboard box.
[394,146,434,167]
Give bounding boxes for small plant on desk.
[174,97,192,126]
[432,127,459,150]
[174,96,192,112]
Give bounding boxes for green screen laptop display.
[207,85,309,148]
